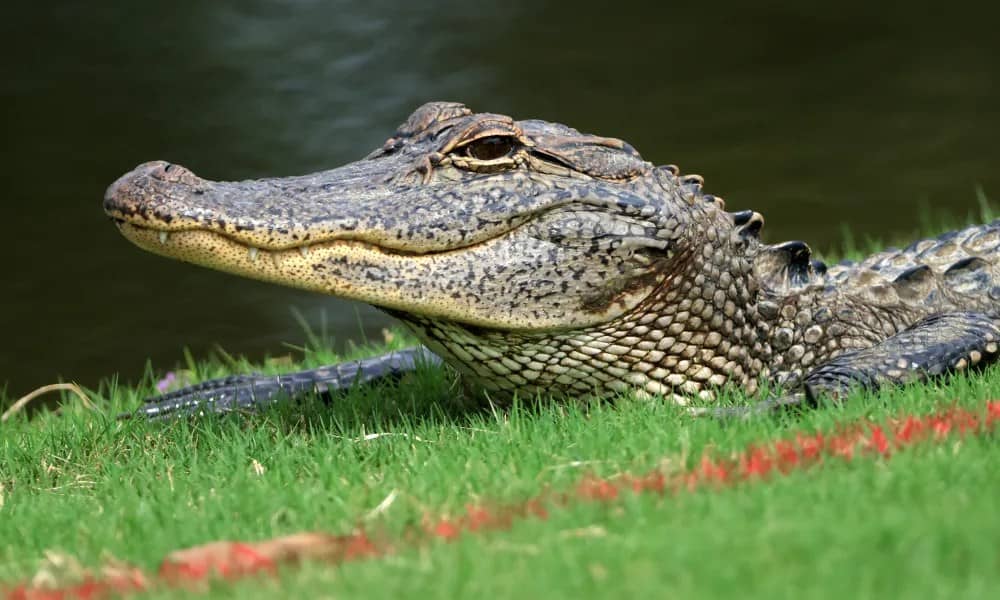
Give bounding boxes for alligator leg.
[801,311,1000,402]
[705,311,1000,419]
[123,346,442,420]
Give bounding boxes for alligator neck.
[398,203,765,403]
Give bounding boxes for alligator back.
[752,218,999,312]
[821,219,1000,317]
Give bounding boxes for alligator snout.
[104,160,202,223]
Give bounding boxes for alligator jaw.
[104,103,683,335]
[112,220,565,329]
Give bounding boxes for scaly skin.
[104,102,1000,416]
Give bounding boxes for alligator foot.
[122,346,442,419]
[695,311,1000,420]
[802,311,1000,402]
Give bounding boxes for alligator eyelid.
[455,118,519,140]
[443,116,524,155]
[452,132,522,150]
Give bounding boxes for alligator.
[103,101,1000,418]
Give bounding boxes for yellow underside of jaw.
[120,223,394,294]
[118,222,637,331]
[117,223,542,328]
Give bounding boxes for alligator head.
[105,102,757,399]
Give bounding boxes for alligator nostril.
[163,163,174,173]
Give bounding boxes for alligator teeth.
[248,247,259,261]
[158,231,169,244]
[299,245,310,258]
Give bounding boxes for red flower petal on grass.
[930,417,952,438]
[341,532,379,560]
[6,585,64,600]
[430,519,461,541]
[159,556,210,583]
[774,440,800,471]
[698,456,731,484]
[867,426,890,456]
[954,413,980,435]
[893,416,924,444]
[158,532,367,584]
[465,505,496,532]
[526,499,550,520]
[986,401,1000,425]
[740,447,774,478]
[795,432,824,462]
[827,433,857,461]
[103,570,147,595]
[628,472,668,494]
[226,544,277,578]
[577,477,619,501]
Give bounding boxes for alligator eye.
[463,136,517,161]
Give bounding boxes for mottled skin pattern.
[103,102,1000,417]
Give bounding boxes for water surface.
[3,0,998,397]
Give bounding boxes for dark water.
[2,0,998,398]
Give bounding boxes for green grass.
[2,203,999,599]
[1,338,998,599]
